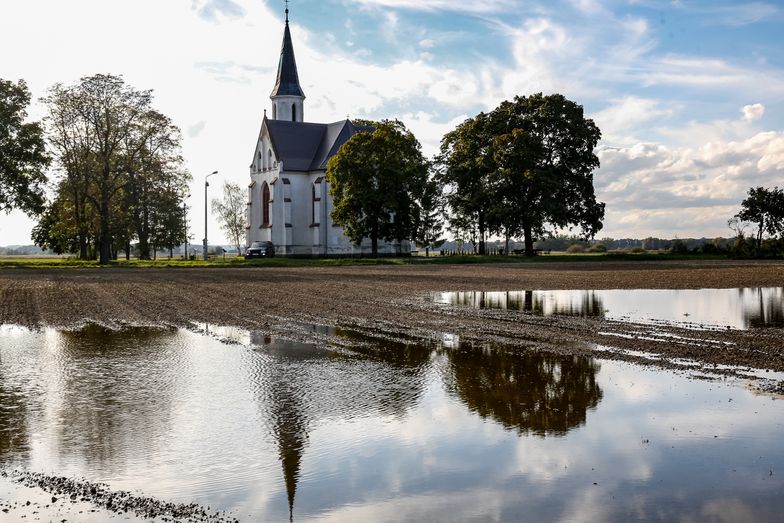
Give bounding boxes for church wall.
[247,161,412,256]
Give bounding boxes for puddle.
[434,288,784,330]
[0,324,782,522]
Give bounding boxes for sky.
[1,0,783,246]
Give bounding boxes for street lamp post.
[204,170,218,261]
[182,202,188,260]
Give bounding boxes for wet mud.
[0,261,782,378]
[1,470,236,522]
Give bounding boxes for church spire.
[270,2,305,99]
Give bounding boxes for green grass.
[0,251,729,270]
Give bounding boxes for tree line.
[1,75,190,264]
[327,93,606,257]
[3,85,604,260]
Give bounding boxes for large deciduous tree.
[211,181,247,255]
[438,112,495,255]
[0,78,50,216]
[735,186,784,248]
[326,120,428,256]
[41,74,190,263]
[413,175,446,256]
[440,93,605,256]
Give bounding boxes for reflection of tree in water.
[0,360,30,464]
[250,327,432,521]
[53,326,180,470]
[334,327,433,370]
[444,345,602,436]
[742,288,784,328]
[447,291,605,318]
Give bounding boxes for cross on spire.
[285,0,289,23]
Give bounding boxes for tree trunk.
[371,223,379,257]
[757,219,764,249]
[126,241,131,261]
[138,215,150,260]
[425,247,429,257]
[524,222,534,257]
[478,214,486,255]
[99,196,111,265]
[79,232,88,260]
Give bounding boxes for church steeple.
[270,2,305,122]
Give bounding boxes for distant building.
[246,7,409,256]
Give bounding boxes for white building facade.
[246,9,410,257]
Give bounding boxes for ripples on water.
[0,323,782,522]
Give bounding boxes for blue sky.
[1,0,783,245]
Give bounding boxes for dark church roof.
[265,119,373,172]
[270,18,305,98]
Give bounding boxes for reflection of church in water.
[254,326,602,519]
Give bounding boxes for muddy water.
[0,324,783,521]
[435,287,784,329]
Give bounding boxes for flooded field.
[1,322,783,522]
[435,287,784,330]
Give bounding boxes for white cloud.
[596,131,784,237]
[352,0,516,14]
[399,112,470,157]
[188,121,208,138]
[567,0,607,15]
[741,103,765,122]
[700,2,778,27]
[191,0,245,21]
[592,97,674,145]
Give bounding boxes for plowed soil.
[1,260,783,374]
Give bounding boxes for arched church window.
[292,103,296,122]
[262,182,270,226]
[268,149,272,169]
[272,104,277,120]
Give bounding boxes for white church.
[246,8,411,257]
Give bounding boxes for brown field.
[1,259,783,374]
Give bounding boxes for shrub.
[588,244,607,253]
[670,239,689,254]
[566,244,586,254]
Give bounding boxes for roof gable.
[266,120,326,171]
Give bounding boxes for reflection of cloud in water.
[1,324,782,521]
[242,326,606,520]
[245,326,434,520]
